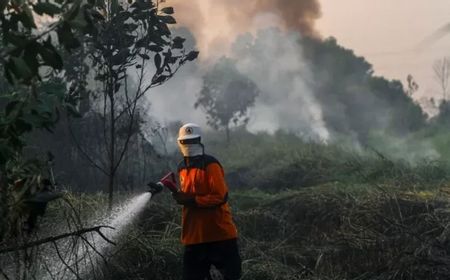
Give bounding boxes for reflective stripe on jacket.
[178,154,238,245]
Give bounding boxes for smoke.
[167,0,321,58]
[142,28,207,128]
[124,1,439,160]
[145,1,329,141]
[232,29,329,140]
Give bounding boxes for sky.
[317,0,450,101]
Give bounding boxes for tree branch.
[79,235,108,265]
[0,226,115,254]
[53,241,83,280]
[67,119,109,176]
[114,56,186,122]
[113,76,140,173]
[0,265,10,280]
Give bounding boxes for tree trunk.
[108,88,115,211]
[0,169,7,242]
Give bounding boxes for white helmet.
[177,123,202,142]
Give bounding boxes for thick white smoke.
[231,28,329,140]
[145,24,330,141]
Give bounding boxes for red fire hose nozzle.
[159,172,178,193]
[148,172,178,194]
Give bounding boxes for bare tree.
[433,57,450,101]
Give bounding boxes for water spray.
[77,172,178,276]
[39,172,178,280]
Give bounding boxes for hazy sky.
[317,0,450,100]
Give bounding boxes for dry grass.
[88,185,450,280]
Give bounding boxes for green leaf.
[135,38,147,48]
[57,23,81,51]
[124,23,138,32]
[139,53,150,60]
[4,65,14,84]
[0,141,15,166]
[5,101,21,116]
[65,103,82,118]
[152,74,169,84]
[158,15,176,24]
[5,33,27,47]
[185,51,199,61]
[23,44,39,75]
[65,2,80,21]
[111,49,129,65]
[148,45,163,52]
[172,36,185,49]
[154,53,161,70]
[38,43,63,70]
[38,80,66,99]
[19,6,37,28]
[160,7,174,14]
[11,57,32,80]
[33,2,61,16]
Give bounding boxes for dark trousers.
[183,238,242,280]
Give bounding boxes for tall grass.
[4,132,450,279]
[205,130,450,192]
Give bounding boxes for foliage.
[195,57,259,142]
[0,0,107,242]
[0,79,73,241]
[0,0,99,84]
[301,37,427,143]
[0,0,104,159]
[432,100,450,126]
[88,0,198,94]
[0,80,73,164]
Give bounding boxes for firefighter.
[173,123,241,280]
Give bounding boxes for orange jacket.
[178,155,238,245]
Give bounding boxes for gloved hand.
[147,182,163,195]
[172,191,196,206]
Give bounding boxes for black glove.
[147,182,163,195]
[172,191,196,206]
